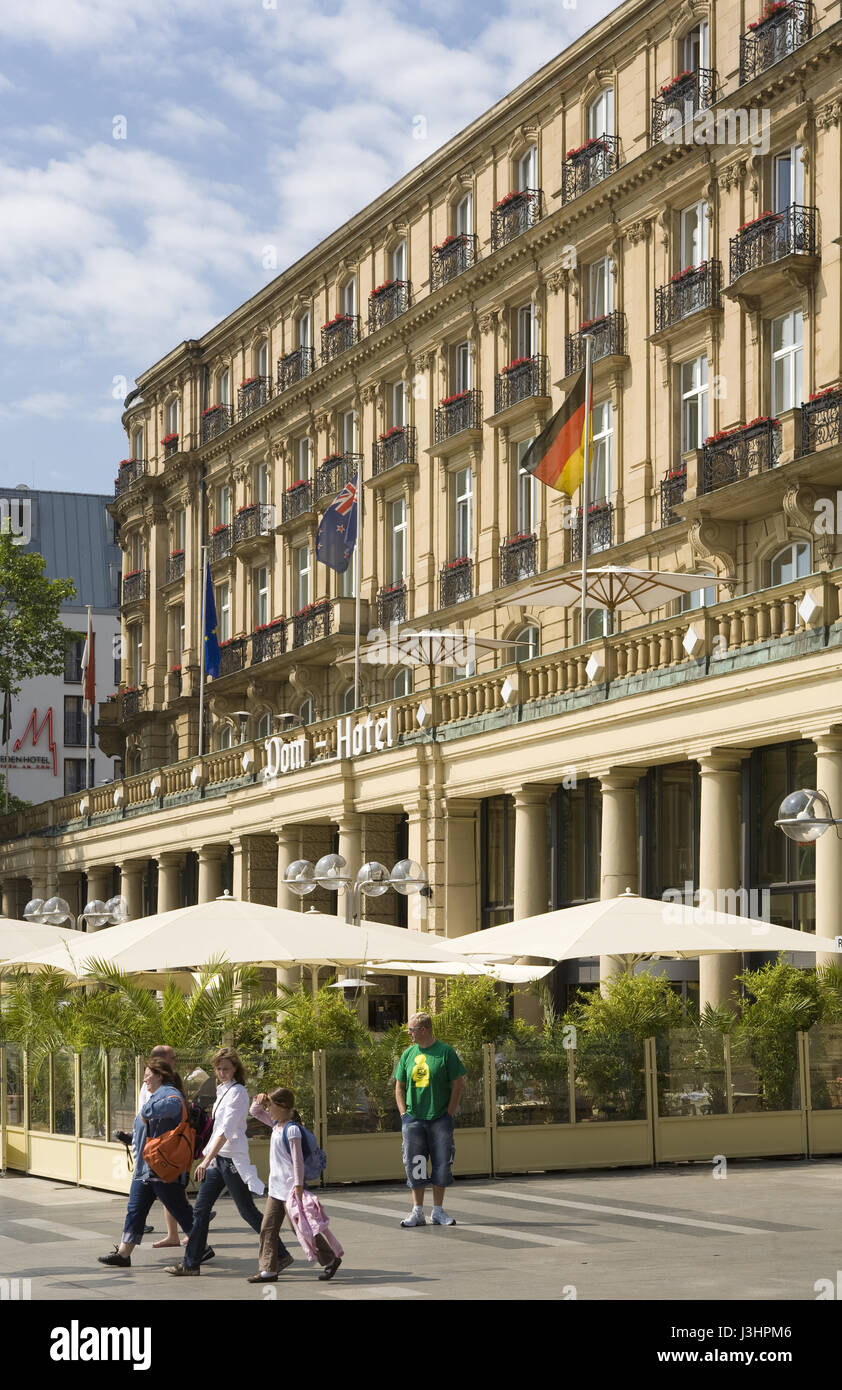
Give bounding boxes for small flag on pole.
[204,564,221,678]
[316,475,358,573]
[1,689,10,745]
[520,370,593,495]
[81,609,96,714]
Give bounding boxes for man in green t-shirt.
[393,1012,466,1228]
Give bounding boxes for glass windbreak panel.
[254,1053,316,1136]
[5,1044,24,1125]
[573,1031,646,1121]
[495,1044,571,1125]
[325,1048,396,1136]
[658,1029,727,1117]
[81,1049,107,1139]
[109,1050,138,1136]
[807,1025,842,1111]
[28,1056,50,1131]
[53,1048,76,1135]
[730,1031,800,1112]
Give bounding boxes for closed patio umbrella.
[511,566,728,618]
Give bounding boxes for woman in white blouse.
[165,1047,293,1277]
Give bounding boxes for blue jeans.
[401,1112,455,1190]
[183,1156,290,1270]
[121,1174,194,1247]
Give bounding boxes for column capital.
[695,747,751,774]
[593,766,644,791]
[511,783,551,806]
[196,844,227,862]
[806,727,842,755]
[157,850,185,867]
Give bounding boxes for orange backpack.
[143,1095,196,1182]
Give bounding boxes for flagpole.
[580,334,594,646]
[353,466,363,711]
[85,605,93,790]
[198,546,208,758]
[3,690,9,815]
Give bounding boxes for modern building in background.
[0,485,121,803]
[0,0,840,1019]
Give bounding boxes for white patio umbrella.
[338,626,516,690]
[367,959,554,983]
[511,567,729,618]
[451,893,841,973]
[0,918,79,964]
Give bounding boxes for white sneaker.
[400,1208,425,1227]
[431,1207,456,1226]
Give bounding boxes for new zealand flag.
[316,475,358,573]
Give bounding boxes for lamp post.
[23,894,129,932]
[776,789,842,957]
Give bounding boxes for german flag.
[520,370,592,494]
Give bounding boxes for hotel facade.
[2,0,841,1016]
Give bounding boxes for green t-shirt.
[394,1040,467,1121]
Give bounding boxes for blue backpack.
[282,1120,327,1183]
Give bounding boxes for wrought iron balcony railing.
[373,426,417,475]
[114,459,145,496]
[490,189,543,252]
[165,551,185,584]
[729,204,818,282]
[64,713,87,746]
[163,436,179,459]
[368,280,411,332]
[377,582,407,627]
[440,559,473,607]
[572,503,613,560]
[801,388,842,455]
[430,234,478,293]
[168,668,182,699]
[293,600,331,648]
[122,689,143,720]
[218,637,247,678]
[277,346,316,392]
[660,468,688,527]
[561,135,620,205]
[121,570,150,604]
[233,503,274,545]
[740,0,812,83]
[702,419,781,493]
[251,623,286,664]
[315,452,361,502]
[565,311,626,375]
[651,67,718,142]
[434,389,483,444]
[500,533,537,585]
[209,525,232,562]
[494,355,548,414]
[320,315,361,364]
[201,404,233,444]
[237,376,272,420]
[654,261,722,332]
[282,482,314,521]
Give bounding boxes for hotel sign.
[263,705,395,780]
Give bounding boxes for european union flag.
[204,564,220,678]
[316,475,358,573]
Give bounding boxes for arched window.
[586,608,611,639]
[679,572,717,612]
[588,88,614,140]
[217,369,230,406]
[127,748,142,777]
[216,724,233,750]
[510,625,539,662]
[341,685,356,713]
[392,668,411,698]
[683,20,709,70]
[256,711,271,739]
[342,275,357,316]
[132,426,145,461]
[164,398,179,436]
[299,697,314,726]
[517,144,538,192]
[297,311,311,349]
[770,541,811,587]
[391,239,407,283]
[255,338,269,379]
[454,190,473,236]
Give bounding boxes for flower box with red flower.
[122,686,139,695]
[237,503,256,514]
[123,569,139,579]
[322,452,345,465]
[501,356,532,374]
[494,189,532,210]
[286,480,309,493]
[666,467,687,481]
[506,532,532,545]
[445,555,469,570]
[378,426,406,441]
[659,70,693,97]
[202,404,226,416]
[369,280,396,298]
[808,385,842,403]
[579,315,609,332]
[737,210,782,234]
[169,548,184,558]
[441,391,470,407]
[670,262,706,283]
[211,523,229,535]
[294,601,328,619]
[380,581,405,595]
[169,664,182,674]
[433,234,464,253]
[322,314,353,331]
[161,432,179,446]
[748,1,791,27]
[566,136,609,160]
[239,377,257,388]
[255,617,285,632]
[587,502,608,513]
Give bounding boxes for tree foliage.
[0,530,77,696]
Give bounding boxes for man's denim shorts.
[400,1111,455,1188]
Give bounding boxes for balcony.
[368,280,411,332]
[251,622,286,664]
[565,311,626,376]
[162,435,179,460]
[64,712,86,746]
[114,459,145,497]
[377,582,407,627]
[372,426,417,477]
[217,637,247,678]
[165,551,185,584]
[500,533,537,586]
[561,135,620,205]
[316,452,361,502]
[434,389,483,446]
[740,1,812,83]
[293,600,331,648]
[201,404,233,445]
[168,668,182,700]
[430,234,478,293]
[121,688,143,720]
[702,418,781,493]
[490,188,543,252]
[121,570,150,605]
[209,525,232,562]
[233,503,274,547]
[277,346,315,392]
[660,467,688,527]
[281,481,315,524]
[572,503,613,560]
[494,355,549,415]
[651,68,718,142]
[237,376,272,420]
[801,388,842,455]
[440,558,472,607]
[728,205,819,292]
[320,314,361,365]
[654,261,722,335]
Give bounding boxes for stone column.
[443,798,481,938]
[230,838,246,900]
[27,864,50,904]
[599,771,640,985]
[157,852,184,914]
[812,731,842,965]
[698,750,744,1009]
[512,785,551,1023]
[197,846,224,904]
[119,861,145,920]
[404,801,430,1017]
[57,872,84,920]
[85,865,113,907]
[275,826,302,992]
[337,813,363,888]
[1,880,18,919]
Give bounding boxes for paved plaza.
[1,1158,840,1303]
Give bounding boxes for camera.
[113,1129,132,1147]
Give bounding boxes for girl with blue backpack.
[249,1086,342,1282]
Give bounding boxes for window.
[454,191,473,235]
[588,87,614,139]
[679,572,717,611]
[64,695,85,746]
[297,312,311,349]
[217,485,232,526]
[130,531,145,571]
[771,310,803,415]
[174,508,186,551]
[586,608,612,638]
[391,240,407,282]
[257,462,270,506]
[133,426,145,461]
[454,467,473,558]
[453,341,472,393]
[510,625,539,662]
[295,546,311,610]
[341,685,356,713]
[481,795,516,929]
[516,303,537,357]
[165,398,179,435]
[770,541,810,586]
[297,438,311,481]
[257,711,271,739]
[588,257,613,318]
[590,401,613,503]
[680,357,709,451]
[218,369,230,406]
[114,646,122,689]
[131,625,143,686]
[775,144,804,211]
[64,637,84,684]
[216,724,233,750]
[516,439,536,533]
[171,604,185,661]
[216,583,230,644]
[299,697,314,725]
[256,339,269,378]
[749,741,815,934]
[342,410,358,453]
[340,544,357,599]
[644,764,700,898]
[554,778,602,906]
[390,498,407,582]
[255,567,269,627]
[392,668,411,698]
[683,20,709,70]
[64,759,92,795]
[680,200,709,267]
[391,381,406,428]
[342,276,357,316]
[517,144,538,191]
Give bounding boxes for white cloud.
[17,392,75,417]
[0,72,14,91]
[146,103,231,146]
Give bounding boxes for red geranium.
[445,555,469,570]
[809,385,842,402]
[659,70,693,96]
[566,136,608,160]
[170,548,184,558]
[322,314,353,331]
[161,432,179,445]
[211,523,229,535]
[286,479,309,492]
[441,390,470,407]
[370,280,396,297]
[378,426,405,440]
[501,356,532,374]
[738,210,781,233]
[494,189,532,210]
[579,315,609,331]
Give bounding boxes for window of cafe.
[550,779,602,1012]
[747,741,816,936]
[180,851,198,907]
[642,764,700,900]
[368,814,408,1027]
[481,795,515,929]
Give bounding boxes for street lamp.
[775,789,842,843]
[23,893,129,932]
[282,854,427,924]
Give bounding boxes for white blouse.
[204,1082,264,1195]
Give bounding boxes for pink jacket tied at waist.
[286,1189,344,1263]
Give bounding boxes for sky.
[0,0,617,497]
